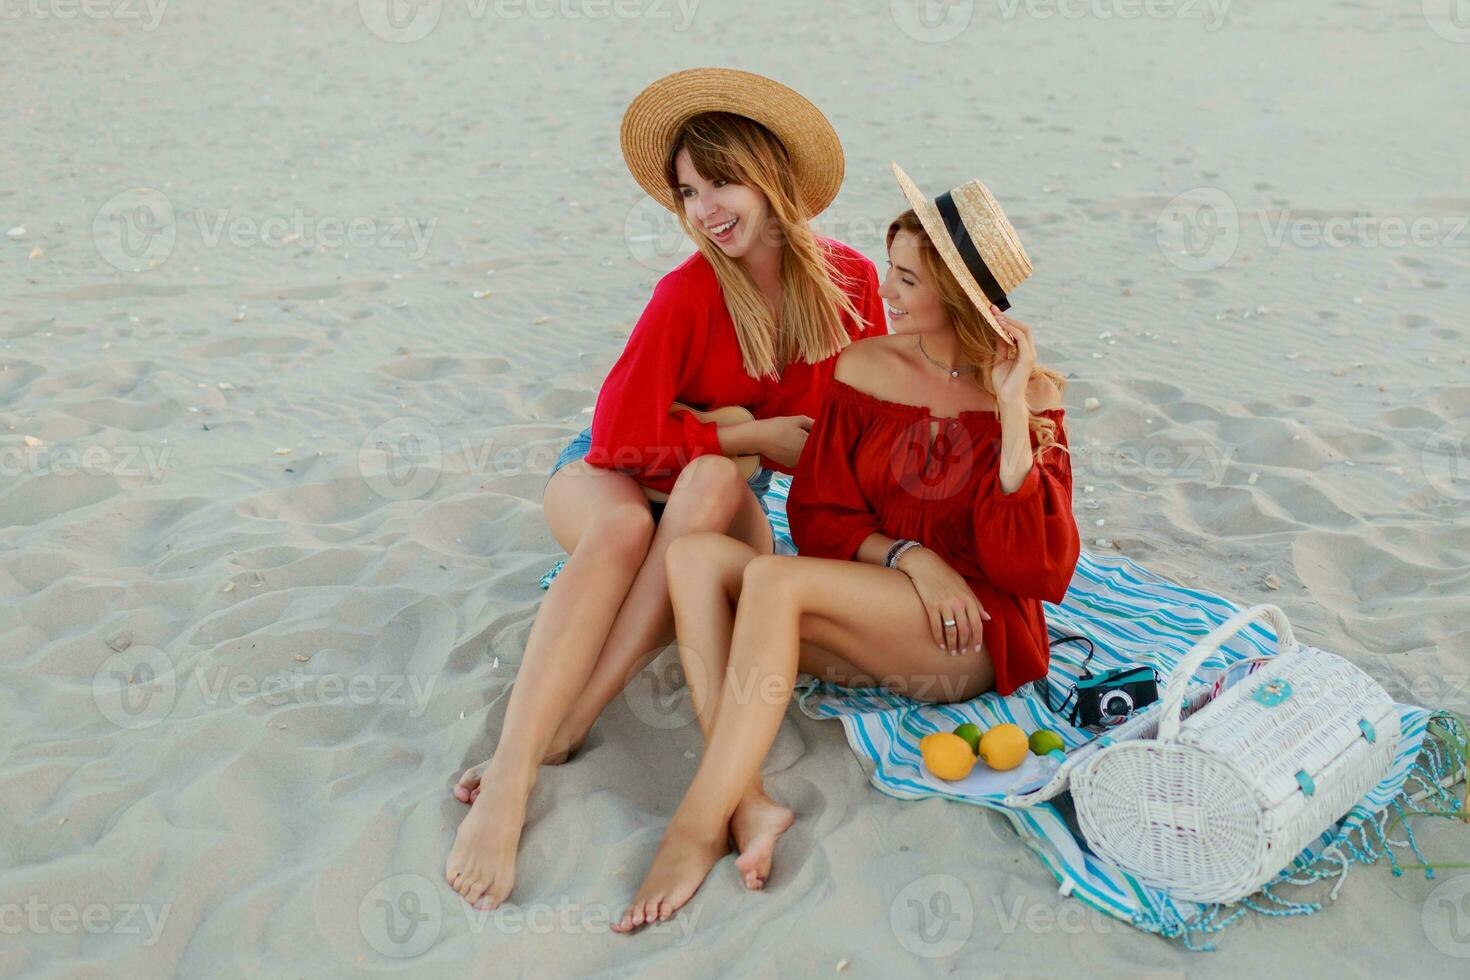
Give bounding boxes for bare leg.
[613,555,994,932]
[540,456,774,762]
[664,532,794,890]
[445,460,654,909]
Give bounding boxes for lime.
[952,723,982,755]
[1029,729,1065,756]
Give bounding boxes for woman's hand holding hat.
[989,307,1036,410]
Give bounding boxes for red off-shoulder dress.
[786,378,1081,695]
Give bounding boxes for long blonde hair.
[886,209,1067,459]
[663,112,867,380]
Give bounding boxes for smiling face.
[880,228,951,336]
[673,147,775,260]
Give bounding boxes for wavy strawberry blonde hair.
[886,209,1068,459]
[663,112,868,380]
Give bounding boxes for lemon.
[1029,729,1065,756]
[952,722,982,755]
[920,732,977,781]
[978,723,1029,771]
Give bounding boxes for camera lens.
[1100,690,1135,718]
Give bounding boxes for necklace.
[916,336,976,380]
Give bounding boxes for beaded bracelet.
[886,539,922,570]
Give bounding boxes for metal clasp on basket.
[1252,678,1293,707]
[1295,770,1316,797]
[1359,718,1377,743]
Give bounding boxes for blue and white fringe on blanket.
[539,474,1470,950]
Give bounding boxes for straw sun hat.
[620,68,845,218]
[891,161,1031,345]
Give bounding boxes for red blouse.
[787,378,1081,696]
[586,238,887,494]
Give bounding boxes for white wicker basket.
[1066,605,1401,904]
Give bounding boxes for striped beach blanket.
[540,474,1469,949]
[762,475,1469,949]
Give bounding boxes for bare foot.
[611,822,728,934]
[453,761,488,804]
[453,739,584,807]
[729,792,794,890]
[444,769,527,910]
[539,727,588,767]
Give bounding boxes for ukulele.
[643,402,761,503]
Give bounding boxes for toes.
[463,878,488,907]
[454,766,485,801]
[487,876,513,910]
[735,848,770,890]
[613,892,671,933]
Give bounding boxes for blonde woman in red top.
[445,70,885,911]
[612,164,1080,932]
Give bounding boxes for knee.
[740,554,801,607]
[583,504,656,567]
[665,530,729,583]
[669,455,744,513]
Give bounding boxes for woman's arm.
[996,399,1036,494]
[990,315,1061,493]
[587,278,722,494]
[714,419,764,458]
[975,313,1079,602]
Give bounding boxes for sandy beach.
[2,0,1468,975]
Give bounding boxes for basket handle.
[1156,604,1297,742]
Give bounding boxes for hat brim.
[621,68,844,218]
[891,161,1017,346]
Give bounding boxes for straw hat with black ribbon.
[620,68,845,219]
[890,161,1031,346]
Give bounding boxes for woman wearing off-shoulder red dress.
[612,165,1080,933]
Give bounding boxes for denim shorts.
[549,426,772,524]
